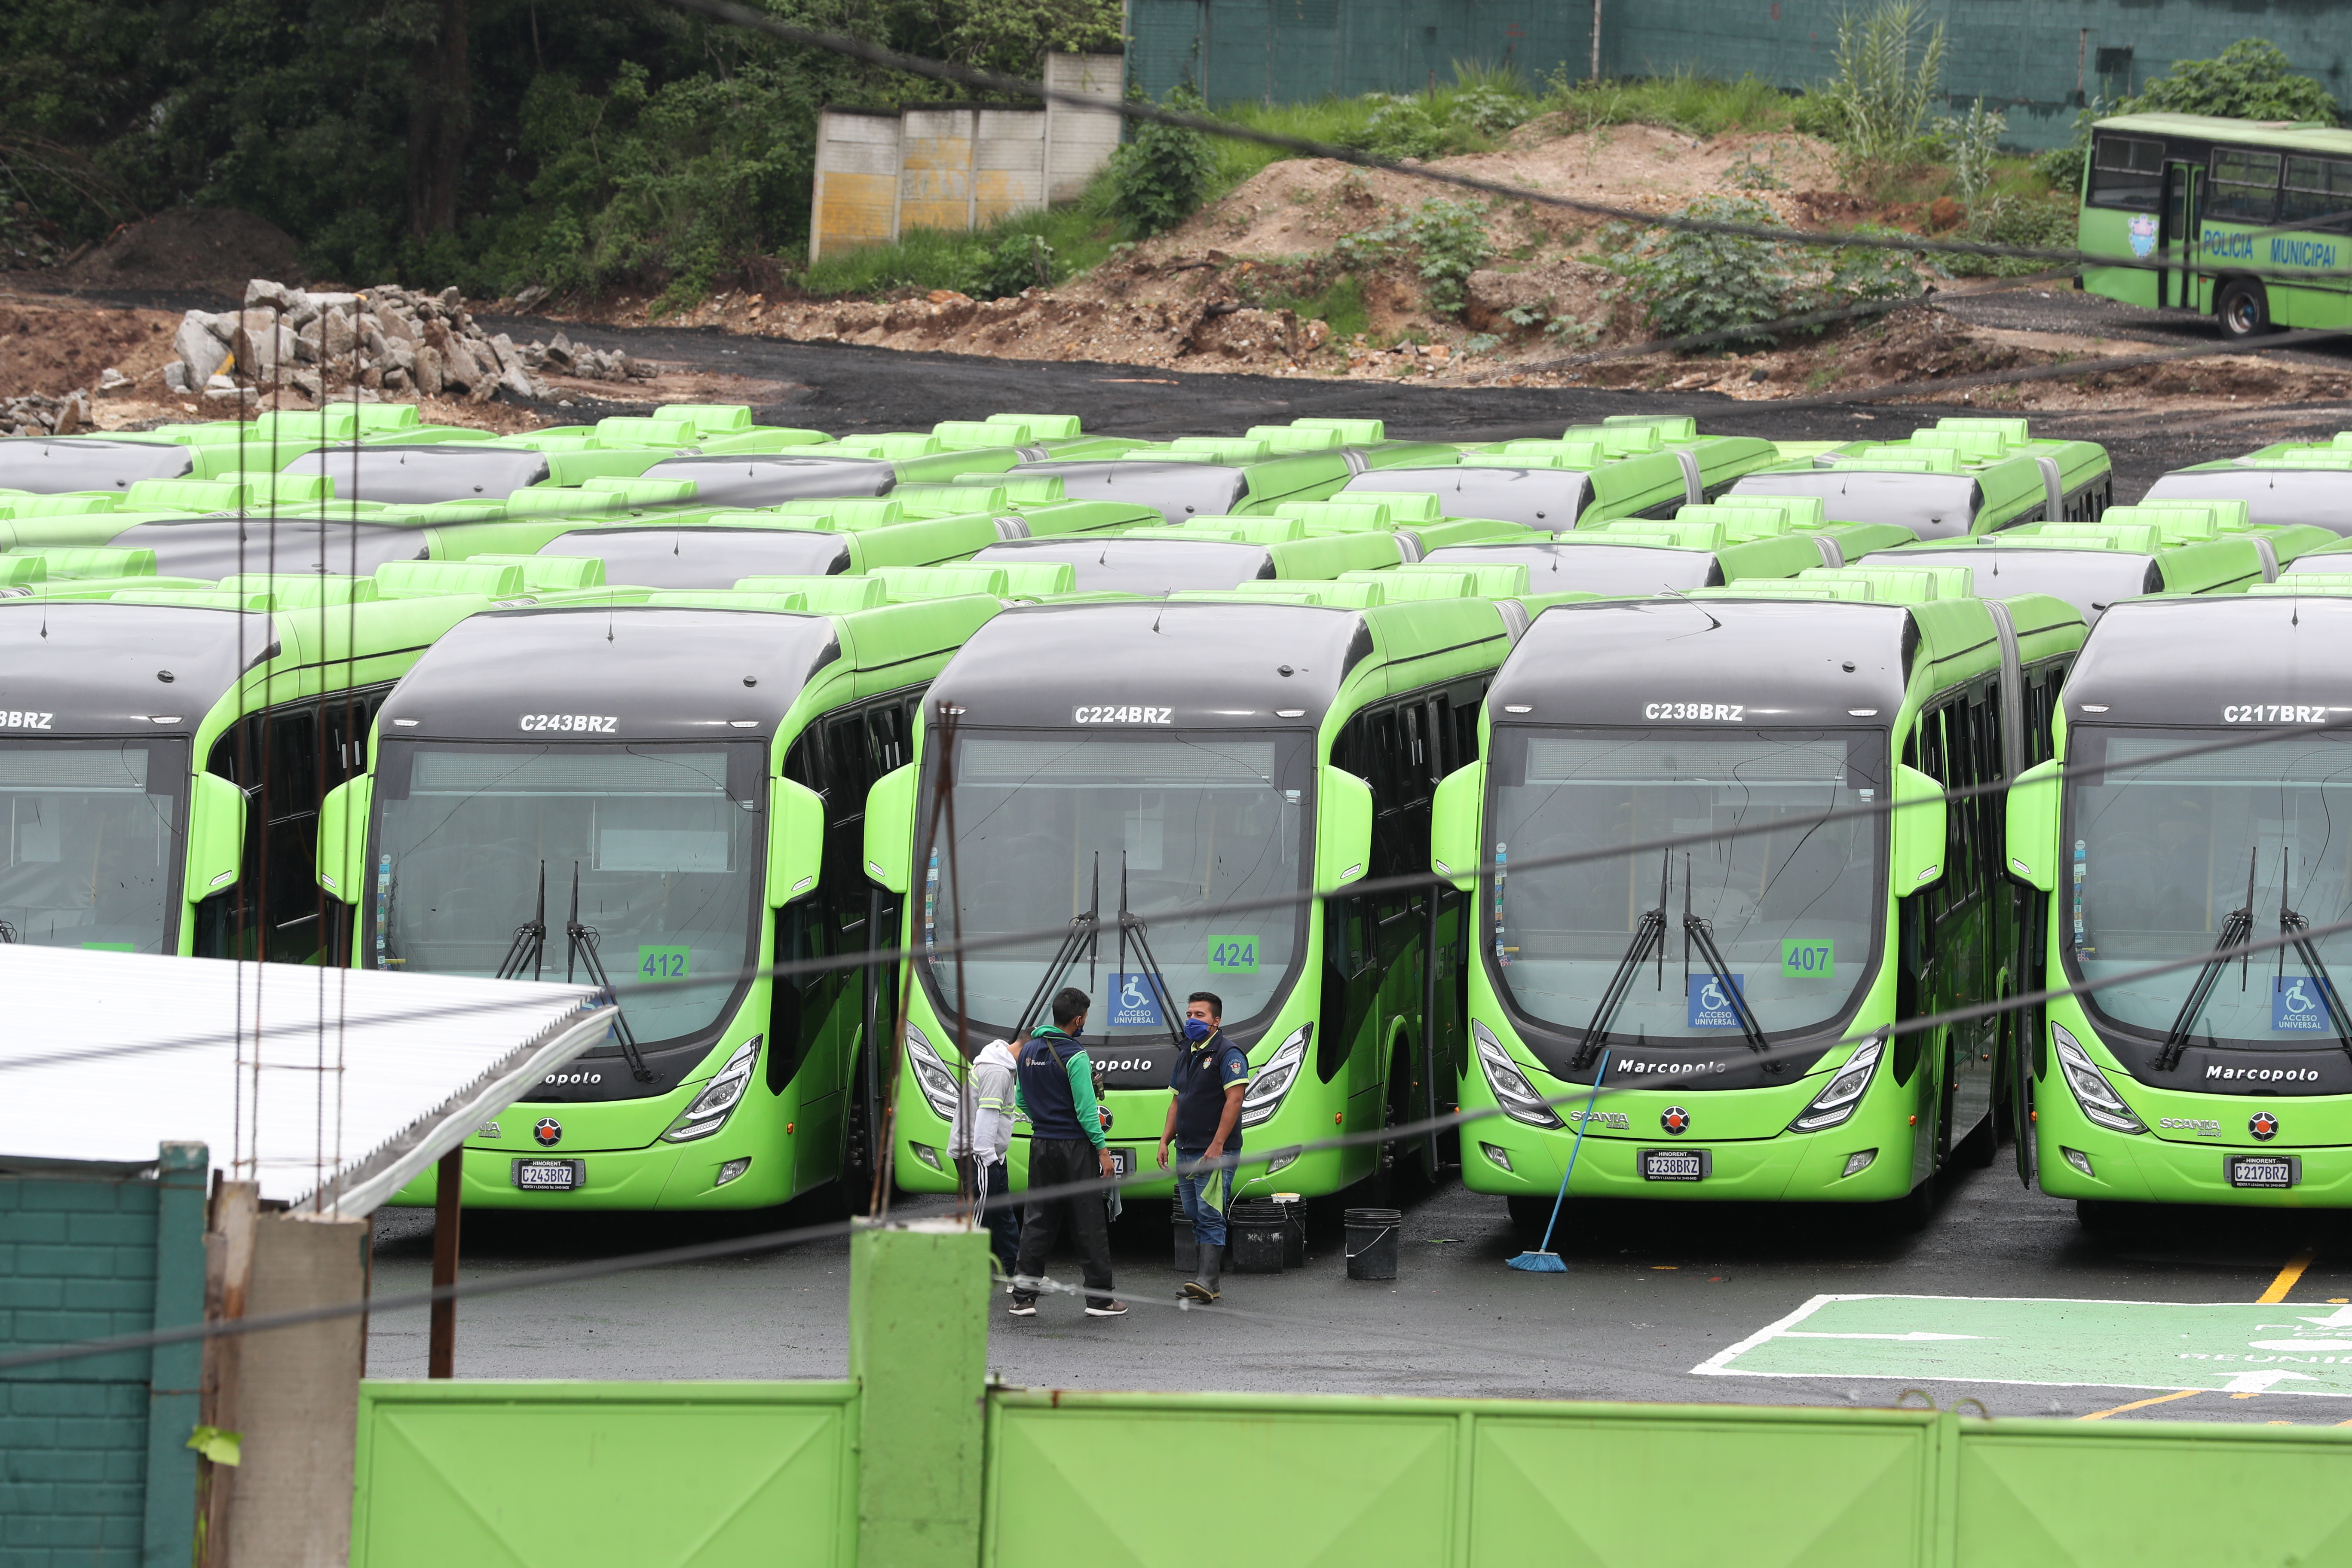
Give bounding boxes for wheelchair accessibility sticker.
[1688,973,1747,1028]
[2273,975,2340,1032]
[1108,973,1168,1029]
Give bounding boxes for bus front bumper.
[384,1097,791,1211]
[2036,1115,2352,1207]
[1461,1101,1920,1203]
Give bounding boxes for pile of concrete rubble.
[162,280,652,406]
[0,389,96,438]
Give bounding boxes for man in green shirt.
[1007,987,1126,1318]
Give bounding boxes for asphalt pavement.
[370,1148,2352,1425]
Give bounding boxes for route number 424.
[1207,935,1259,974]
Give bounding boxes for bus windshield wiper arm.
[2156,848,2257,1071]
[564,861,653,1083]
[1679,855,1772,1064]
[2278,871,2352,1066]
[495,860,548,982]
[1572,851,1669,1070]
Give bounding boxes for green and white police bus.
[2075,113,2352,340]
[315,581,1000,1210]
[867,582,1519,1199]
[2004,584,2352,1216]
[1435,566,2086,1221]
[0,558,521,962]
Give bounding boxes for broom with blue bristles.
[1506,1048,1608,1274]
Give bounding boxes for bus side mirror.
[768,778,826,908]
[2003,757,2059,893]
[1318,766,1373,889]
[1892,762,1946,895]
[1430,762,1482,892]
[315,776,372,905]
[862,763,915,895]
[186,772,247,900]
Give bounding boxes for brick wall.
[0,1145,207,1568]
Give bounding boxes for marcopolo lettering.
[2223,705,2334,724]
[1614,1057,1730,1076]
[1642,702,1746,721]
[543,1070,604,1085]
[2206,1063,2323,1083]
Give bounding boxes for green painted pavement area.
[1698,1293,2352,1396]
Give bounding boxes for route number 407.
[1781,939,1834,979]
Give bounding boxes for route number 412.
[639,946,691,982]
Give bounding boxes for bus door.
[2158,160,2203,310]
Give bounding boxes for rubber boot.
[1180,1241,1222,1303]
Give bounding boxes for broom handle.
[1536,1049,1609,1256]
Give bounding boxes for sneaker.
[1083,1299,1129,1317]
[1179,1280,1218,1304]
[1007,1299,1038,1317]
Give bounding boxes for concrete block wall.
[1127,0,2351,150]
[0,1145,207,1568]
[809,52,1126,260]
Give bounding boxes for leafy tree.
[2122,39,2337,124]
[1106,86,1215,237]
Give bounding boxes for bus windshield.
[2066,727,2352,1048]
[0,738,186,954]
[1485,727,1886,1046]
[374,741,763,1049]
[920,729,1314,1038]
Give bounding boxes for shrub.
[1818,0,1945,175]
[1940,197,2079,277]
[1600,194,1923,347]
[1335,199,1491,317]
[1935,98,2005,214]
[1106,86,1215,236]
[1360,95,1450,160]
[2121,39,2337,124]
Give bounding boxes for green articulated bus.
[2075,113,2352,340]
[870,584,1520,1199]
[2145,432,2352,534]
[1862,502,2337,623]
[1436,565,2086,1221]
[1341,416,1781,530]
[2004,585,2352,1216]
[0,558,527,961]
[1424,501,1917,595]
[316,581,1002,1210]
[1728,419,2113,538]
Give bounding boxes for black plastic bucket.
[1344,1207,1401,1280]
[1229,1201,1288,1274]
[1172,1214,1195,1269]
[1273,1197,1307,1268]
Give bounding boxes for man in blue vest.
[1007,986,1126,1319]
[1157,992,1250,1304]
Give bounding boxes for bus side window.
[2283,156,2352,233]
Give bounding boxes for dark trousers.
[958,1154,1022,1277]
[1013,1138,1115,1307]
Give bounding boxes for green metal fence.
[1125,0,2351,150]
[348,1225,2352,1568]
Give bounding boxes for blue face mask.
[1183,1017,1213,1042]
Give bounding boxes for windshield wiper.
[2277,855,2352,1066]
[564,861,653,1083]
[2156,848,2257,1071]
[1571,851,1669,1070]
[495,861,548,981]
[1679,854,1773,1064]
[0,920,15,943]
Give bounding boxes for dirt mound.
[0,300,181,398]
[56,208,303,294]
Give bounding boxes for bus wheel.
[2217,279,2272,339]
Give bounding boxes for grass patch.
[797,191,1122,299]
[1270,274,1371,339]
[1541,70,1799,138]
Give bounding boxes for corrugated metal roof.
[0,946,613,1214]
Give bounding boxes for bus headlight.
[661,1036,762,1142]
[903,1021,965,1124]
[1239,1025,1311,1130]
[1473,1021,1563,1129]
[2051,1023,2145,1134]
[1787,1035,1884,1133]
